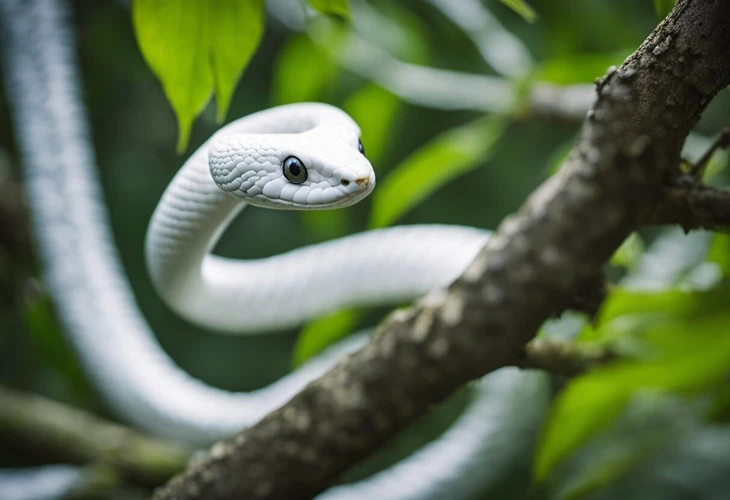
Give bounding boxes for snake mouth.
[253,197,367,210]
[253,173,375,210]
[334,175,376,207]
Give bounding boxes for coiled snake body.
[0,0,550,497]
[147,103,488,337]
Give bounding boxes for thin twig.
[689,127,730,177]
[518,339,613,377]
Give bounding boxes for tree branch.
[154,2,730,498]
[647,178,730,231]
[558,273,610,320]
[0,386,191,486]
[689,127,730,177]
[518,339,613,377]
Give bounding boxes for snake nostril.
[340,179,350,187]
[355,177,369,187]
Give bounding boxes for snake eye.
[358,139,366,157]
[283,156,307,184]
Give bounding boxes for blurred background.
[1,0,730,498]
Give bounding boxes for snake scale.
[0,0,549,498]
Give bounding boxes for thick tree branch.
[154,2,730,499]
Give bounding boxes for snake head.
[209,126,375,210]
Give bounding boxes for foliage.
[535,286,730,482]
[708,233,730,277]
[291,308,360,368]
[610,233,645,271]
[5,0,730,499]
[108,1,730,496]
[531,250,730,496]
[499,0,538,23]
[308,0,351,20]
[132,0,264,152]
[370,116,508,228]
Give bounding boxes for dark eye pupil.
[358,139,365,156]
[283,156,307,184]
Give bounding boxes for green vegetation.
[2,1,730,498]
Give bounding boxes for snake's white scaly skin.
[146,102,488,334]
[0,0,551,497]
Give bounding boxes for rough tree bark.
[154,1,730,498]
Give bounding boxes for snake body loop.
[0,0,550,497]
[145,103,488,334]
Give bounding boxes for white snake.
[0,0,550,498]
[147,102,486,335]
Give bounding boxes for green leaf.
[708,233,730,277]
[597,286,725,326]
[273,35,336,106]
[543,284,730,481]
[577,286,728,347]
[370,116,507,228]
[534,370,629,483]
[535,314,730,482]
[292,308,360,367]
[132,0,264,152]
[610,233,645,270]
[308,0,351,20]
[653,0,676,19]
[544,394,704,500]
[498,0,537,23]
[343,85,400,167]
[208,0,265,122]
